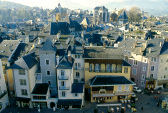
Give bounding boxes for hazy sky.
[2,0,168,10]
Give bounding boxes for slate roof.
[0,40,20,59]
[160,42,168,55]
[90,75,134,86]
[122,60,131,66]
[143,38,164,57]
[40,39,56,52]
[11,53,38,70]
[71,83,84,93]
[118,10,128,20]
[84,46,124,59]
[57,56,74,69]
[50,22,70,35]
[57,99,82,106]
[32,83,49,95]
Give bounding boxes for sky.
[2,0,168,13]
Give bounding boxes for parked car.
[133,87,142,93]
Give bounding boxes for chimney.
[56,55,59,65]
[160,42,162,47]
[148,48,151,53]
[103,42,106,48]
[68,50,71,56]
[90,43,93,47]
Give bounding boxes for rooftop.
[90,75,134,86]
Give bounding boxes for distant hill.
[0,1,31,9]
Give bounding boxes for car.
[133,87,142,93]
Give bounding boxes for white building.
[56,53,84,109]
[0,59,9,112]
[12,53,38,108]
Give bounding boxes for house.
[118,10,128,25]
[0,59,9,112]
[84,46,134,102]
[11,53,38,108]
[56,53,84,109]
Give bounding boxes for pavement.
[2,92,168,113]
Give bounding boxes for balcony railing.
[0,90,7,99]
[59,86,70,90]
[92,91,114,97]
[114,91,133,96]
[58,76,69,80]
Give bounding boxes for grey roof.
[57,56,74,69]
[71,83,84,93]
[0,40,20,59]
[160,42,168,55]
[143,38,164,57]
[90,75,134,86]
[40,39,56,52]
[11,53,38,70]
[84,46,124,59]
[118,10,128,20]
[32,83,49,95]
[50,22,70,35]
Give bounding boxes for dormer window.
[61,70,65,76]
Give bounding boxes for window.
[132,68,137,75]
[76,72,80,78]
[47,71,50,75]
[118,86,122,91]
[142,74,145,80]
[150,74,153,78]
[95,64,100,72]
[61,70,65,76]
[46,60,49,65]
[89,64,92,72]
[125,86,130,91]
[19,69,25,75]
[48,81,51,85]
[74,79,78,83]
[143,66,146,71]
[75,63,77,69]
[62,91,65,97]
[124,67,128,73]
[21,89,28,96]
[152,57,156,62]
[165,67,168,71]
[20,79,26,85]
[133,60,138,65]
[61,81,64,86]
[75,93,78,97]
[106,64,111,72]
[78,63,81,69]
[141,82,144,86]
[151,66,154,71]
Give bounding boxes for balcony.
[114,91,133,96]
[59,86,70,90]
[0,90,7,99]
[92,91,114,97]
[58,76,69,80]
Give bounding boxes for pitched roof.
[12,53,38,70]
[84,46,124,59]
[81,17,90,26]
[57,56,74,69]
[41,39,56,52]
[90,75,134,86]
[71,83,84,93]
[32,83,49,95]
[118,10,128,20]
[160,42,168,55]
[50,22,70,35]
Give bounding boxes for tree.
[128,7,142,23]
[110,12,118,22]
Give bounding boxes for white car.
[133,87,142,93]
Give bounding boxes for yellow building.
[84,46,135,102]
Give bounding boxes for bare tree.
[128,7,142,23]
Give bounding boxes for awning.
[57,99,82,106]
[16,97,30,102]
